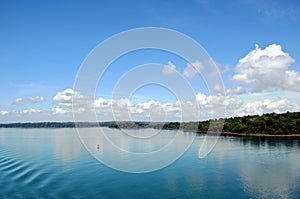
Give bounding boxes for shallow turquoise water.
[0,128,300,198]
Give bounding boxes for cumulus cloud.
[51,90,241,121]
[94,98,131,109]
[234,98,300,116]
[2,87,299,123]
[53,88,92,108]
[13,96,45,105]
[0,111,8,116]
[94,97,172,121]
[96,92,242,121]
[232,44,300,92]
[94,98,110,108]
[196,93,243,109]
[51,106,69,115]
[94,97,190,121]
[226,86,245,95]
[162,61,177,76]
[18,108,42,115]
[183,61,205,78]
[53,89,75,107]
[52,89,96,119]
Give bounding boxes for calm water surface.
[0,128,300,198]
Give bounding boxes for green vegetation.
[163,112,300,135]
[0,111,299,135]
[223,112,300,135]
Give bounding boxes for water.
[0,128,300,198]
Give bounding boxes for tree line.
[163,111,300,135]
[0,111,299,135]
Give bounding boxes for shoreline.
[1,123,299,137]
[221,132,300,137]
[193,131,300,137]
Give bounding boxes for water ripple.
[0,159,21,171]
[0,157,11,164]
[0,154,59,198]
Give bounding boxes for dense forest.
[165,111,300,135]
[223,112,300,135]
[0,111,299,135]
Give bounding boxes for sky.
[0,0,300,122]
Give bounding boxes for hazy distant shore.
[0,111,299,137]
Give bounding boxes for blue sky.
[1,0,300,122]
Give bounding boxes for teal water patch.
[0,128,299,198]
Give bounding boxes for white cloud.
[13,96,45,105]
[0,111,8,116]
[232,44,300,92]
[196,93,243,109]
[226,86,245,95]
[135,100,159,110]
[94,98,132,109]
[1,88,299,123]
[213,83,224,94]
[53,89,75,107]
[234,98,299,116]
[196,93,207,105]
[18,108,42,115]
[51,106,69,115]
[283,70,300,91]
[94,98,110,108]
[93,93,244,121]
[53,88,92,109]
[162,61,177,76]
[183,61,205,78]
